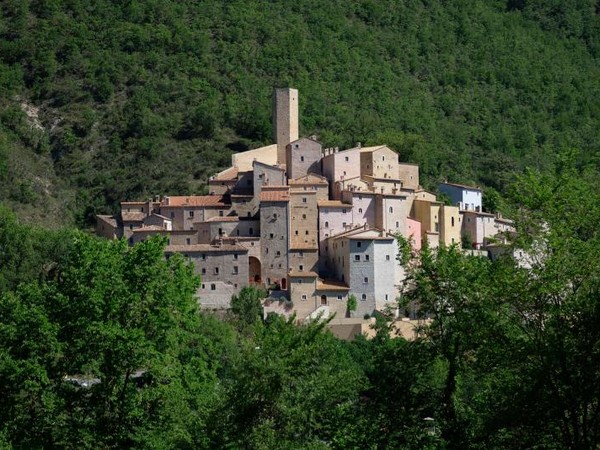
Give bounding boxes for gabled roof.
[162,195,230,207]
[288,173,328,185]
[96,215,117,226]
[259,186,290,202]
[359,145,387,153]
[253,160,286,172]
[317,279,350,291]
[210,166,238,181]
[329,225,393,241]
[121,212,146,222]
[288,270,318,278]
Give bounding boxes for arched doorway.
[249,256,261,284]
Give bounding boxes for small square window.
[345,156,349,162]
[364,277,369,283]
[270,233,274,239]
[302,214,306,219]
[337,295,343,301]
[357,242,362,248]
[234,254,238,260]
[301,294,307,300]
[302,198,307,203]
[365,254,369,261]
[300,156,305,162]
[276,251,281,256]
[219,210,224,217]
[361,294,367,300]
[189,211,194,218]
[355,255,360,261]
[201,268,206,274]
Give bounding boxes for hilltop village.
[96,88,515,323]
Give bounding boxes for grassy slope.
[0,0,599,226]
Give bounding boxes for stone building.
[259,186,290,289]
[286,137,322,179]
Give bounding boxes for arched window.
[389,207,393,213]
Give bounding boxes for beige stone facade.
[286,137,322,179]
[273,88,299,165]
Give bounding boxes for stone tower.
[273,87,299,165]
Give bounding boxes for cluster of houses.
[96,88,515,324]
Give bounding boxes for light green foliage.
[230,285,267,330]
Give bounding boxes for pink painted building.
[406,218,422,251]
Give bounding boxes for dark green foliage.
[0,1,599,225]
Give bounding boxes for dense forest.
[0,0,599,226]
[1,161,599,449]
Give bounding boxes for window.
[435,222,439,232]
[233,254,238,261]
[302,197,307,203]
[201,284,205,289]
[355,255,360,261]
[170,212,175,218]
[358,208,363,213]
[233,266,238,274]
[357,241,362,248]
[342,209,347,213]
[186,238,191,245]
[129,224,133,230]
[389,207,393,213]
[382,155,385,161]
[361,294,367,301]
[201,268,206,274]
[295,230,299,235]
[219,210,224,217]
[386,255,390,261]
[214,267,219,275]
[451,217,455,227]
[276,251,281,256]
[201,254,206,260]
[218,228,223,236]
[325,221,329,228]
[249,227,254,234]
[305,230,309,235]
[300,156,305,162]
[299,265,303,271]
[273,213,278,219]
[385,294,389,300]
[301,294,307,300]
[320,295,327,306]
[302,214,306,219]
[210,284,216,291]
[189,211,194,218]
[266,248,269,254]
[299,251,304,257]
[270,233,274,239]
[345,156,349,162]
[236,229,240,235]
[364,277,369,283]
[342,222,346,228]
[337,295,343,301]
[365,254,369,261]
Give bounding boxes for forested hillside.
[1,0,599,227]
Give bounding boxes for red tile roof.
[162,195,229,207]
[260,186,290,202]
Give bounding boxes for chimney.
[356,142,361,149]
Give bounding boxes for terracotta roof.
[317,200,350,208]
[317,279,350,291]
[162,195,229,207]
[440,181,481,191]
[288,270,318,278]
[260,186,290,202]
[165,244,248,253]
[121,212,146,222]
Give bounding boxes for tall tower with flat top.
[273,87,299,165]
